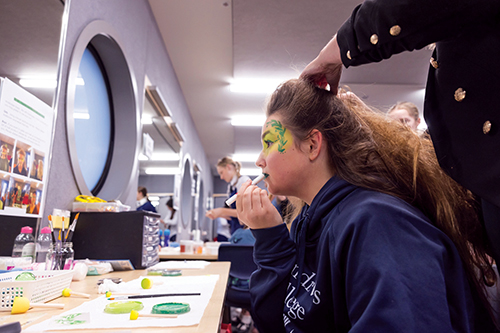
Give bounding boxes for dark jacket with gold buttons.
[337,0,500,208]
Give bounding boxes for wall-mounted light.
[145,86,172,118]
[145,167,181,175]
[139,153,180,161]
[170,122,185,144]
[230,115,266,127]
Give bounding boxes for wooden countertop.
[0,262,230,332]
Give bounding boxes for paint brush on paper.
[225,173,268,206]
[65,212,80,242]
[107,292,201,301]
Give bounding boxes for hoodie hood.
[293,176,359,244]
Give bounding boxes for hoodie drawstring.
[294,212,309,297]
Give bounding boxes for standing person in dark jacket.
[300,0,500,264]
[236,79,497,332]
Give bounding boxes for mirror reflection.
[138,87,181,232]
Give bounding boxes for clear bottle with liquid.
[12,226,35,261]
[36,227,52,263]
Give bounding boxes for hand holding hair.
[300,34,343,93]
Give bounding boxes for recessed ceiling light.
[145,167,180,175]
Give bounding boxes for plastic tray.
[0,270,74,311]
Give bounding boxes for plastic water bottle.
[12,226,35,261]
[36,226,52,263]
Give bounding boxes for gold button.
[389,25,401,36]
[430,57,439,69]
[370,34,379,45]
[483,121,492,134]
[346,50,352,60]
[454,88,466,102]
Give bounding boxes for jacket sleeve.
[337,0,500,67]
[250,224,296,333]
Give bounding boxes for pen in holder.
[45,242,74,270]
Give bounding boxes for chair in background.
[218,243,257,311]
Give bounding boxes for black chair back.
[218,243,257,309]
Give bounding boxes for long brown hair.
[267,79,496,314]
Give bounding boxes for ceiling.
[0,0,434,178]
[149,0,433,176]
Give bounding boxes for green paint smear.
[55,313,86,325]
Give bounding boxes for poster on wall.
[0,78,55,217]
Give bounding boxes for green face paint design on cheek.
[264,120,291,154]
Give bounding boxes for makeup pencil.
[225,173,268,206]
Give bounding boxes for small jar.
[45,242,74,270]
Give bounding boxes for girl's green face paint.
[261,119,293,156]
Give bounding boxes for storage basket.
[0,270,74,311]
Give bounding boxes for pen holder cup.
[45,242,74,270]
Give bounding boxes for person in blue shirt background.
[136,186,156,213]
[236,79,497,333]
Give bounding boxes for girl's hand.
[236,180,283,229]
[206,207,224,219]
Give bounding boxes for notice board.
[0,78,55,217]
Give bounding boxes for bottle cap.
[40,227,51,234]
[20,226,33,233]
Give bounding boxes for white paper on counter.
[24,274,219,331]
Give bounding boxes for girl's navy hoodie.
[250,176,495,332]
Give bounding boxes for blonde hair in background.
[388,101,420,122]
[216,156,242,178]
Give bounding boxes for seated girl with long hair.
[236,79,497,332]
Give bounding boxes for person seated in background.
[387,101,421,132]
[236,79,497,332]
[228,224,255,245]
[136,186,157,213]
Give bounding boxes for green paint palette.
[104,301,144,314]
[15,272,36,281]
[152,302,190,315]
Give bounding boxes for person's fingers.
[252,187,263,209]
[239,183,254,215]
